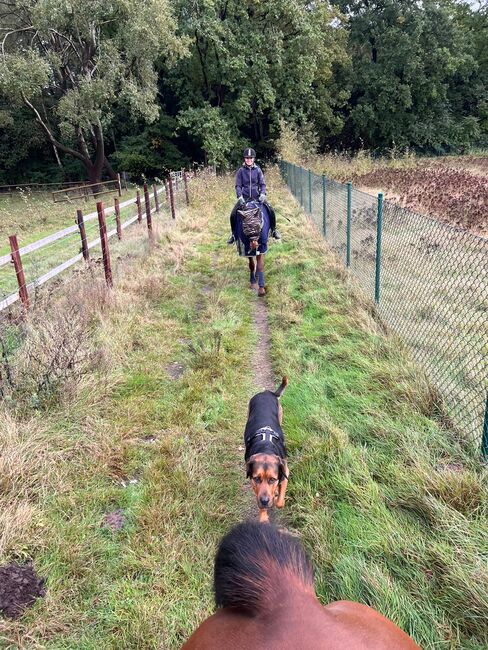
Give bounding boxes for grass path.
[0,170,486,649]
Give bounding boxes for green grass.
[0,170,486,649]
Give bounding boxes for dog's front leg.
[276,461,289,509]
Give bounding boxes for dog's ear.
[246,459,254,479]
[278,458,287,482]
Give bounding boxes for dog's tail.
[273,376,288,398]
[214,522,314,616]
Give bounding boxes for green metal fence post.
[375,193,383,304]
[300,167,304,207]
[482,394,488,459]
[322,175,327,238]
[308,169,312,213]
[346,182,352,267]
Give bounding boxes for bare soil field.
[351,158,488,237]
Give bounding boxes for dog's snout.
[259,496,270,507]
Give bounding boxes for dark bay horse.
[235,200,271,297]
[182,523,420,650]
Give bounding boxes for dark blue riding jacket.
[235,164,266,201]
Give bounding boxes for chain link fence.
[280,161,488,457]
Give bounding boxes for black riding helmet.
[243,147,256,158]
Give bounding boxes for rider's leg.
[228,203,239,244]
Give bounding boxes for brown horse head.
[182,523,421,650]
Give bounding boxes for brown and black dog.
[244,377,289,522]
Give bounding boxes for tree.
[167,0,348,165]
[336,0,483,151]
[0,0,189,185]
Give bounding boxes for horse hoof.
[250,282,258,290]
[258,287,266,297]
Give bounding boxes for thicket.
[0,0,486,182]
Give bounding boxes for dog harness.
[247,426,281,446]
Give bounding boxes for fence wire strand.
[280,161,488,453]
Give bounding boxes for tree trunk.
[103,157,118,181]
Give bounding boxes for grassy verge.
[0,176,258,648]
[1,169,486,649]
[265,168,487,649]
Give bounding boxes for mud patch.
[166,362,185,380]
[0,563,46,619]
[101,509,126,531]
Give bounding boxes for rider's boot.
[227,233,236,245]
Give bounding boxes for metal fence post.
[481,394,488,459]
[300,167,304,207]
[76,209,89,261]
[9,235,29,308]
[143,183,153,232]
[375,193,383,304]
[114,197,122,240]
[322,175,327,238]
[346,182,352,267]
[308,169,312,213]
[96,202,113,288]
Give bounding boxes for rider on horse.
[227,148,280,297]
[227,148,280,245]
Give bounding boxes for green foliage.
[178,106,235,168]
[0,0,487,177]
[0,0,189,179]
[339,0,486,151]
[169,0,348,165]
[111,115,190,179]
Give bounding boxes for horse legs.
[248,257,257,289]
[256,255,265,296]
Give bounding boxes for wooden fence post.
[143,183,153,231]
[183,171,190,206]
[136,190,142,223]
[153,184,160,213]
[9,234,29,308]
[76,209,90,260]
[114,197,122,240]
[168,177,176,220]
[97,202,113,287]
[117,173,122,197]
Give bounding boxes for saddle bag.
[238,204,263,242]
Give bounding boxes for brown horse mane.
[213,522,315,616]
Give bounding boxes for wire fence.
[280,161,488,457]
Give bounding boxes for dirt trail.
[252,296,275,390]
